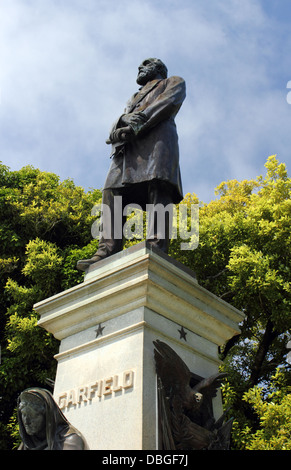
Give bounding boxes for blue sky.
[0,0,291,202]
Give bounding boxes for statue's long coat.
[103,76,186,204]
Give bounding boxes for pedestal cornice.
[35,242,244,346]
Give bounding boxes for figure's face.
[20,405,45,437]
[137,59,159,86]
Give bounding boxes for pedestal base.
[35,242,244,450]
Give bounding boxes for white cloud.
[0,0,290,202]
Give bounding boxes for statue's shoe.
[76,255,106,271]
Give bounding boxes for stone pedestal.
[35,242,244,450]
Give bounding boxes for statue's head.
[137,58,168,86]
[17,387,88,450]
[18,391,46,438]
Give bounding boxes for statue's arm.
[133,76,186,136]
[106,76,185,144]
[62,433,87,450]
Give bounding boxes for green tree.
[230,369,291,450]
[170,155,291,449]
[1,156,290,450]
[0,164,101,449]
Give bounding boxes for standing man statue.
[77,58,186,271]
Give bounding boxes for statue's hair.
[146,58,168,78]
[19,392,46,413]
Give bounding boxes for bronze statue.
[77,58,186,271]
[153,340,233,450]
[17,388,89,450]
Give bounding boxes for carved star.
[178,326,187,341]
[95,323,105,338]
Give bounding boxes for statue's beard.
[136,69,156,86]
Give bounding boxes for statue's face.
[136,59,159,86]
[20,405,45,437]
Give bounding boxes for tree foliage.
[0,164,101,449]
[170,155,291,449]
[0,156,290,450]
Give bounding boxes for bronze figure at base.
[154,340,233,450]
[17,388,89,450]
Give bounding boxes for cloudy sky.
[0,0,291,202]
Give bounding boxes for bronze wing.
[153,340,191,399]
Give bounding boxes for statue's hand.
[106,112,147,145]
[106,126,133,144]
[120,112,147,135]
